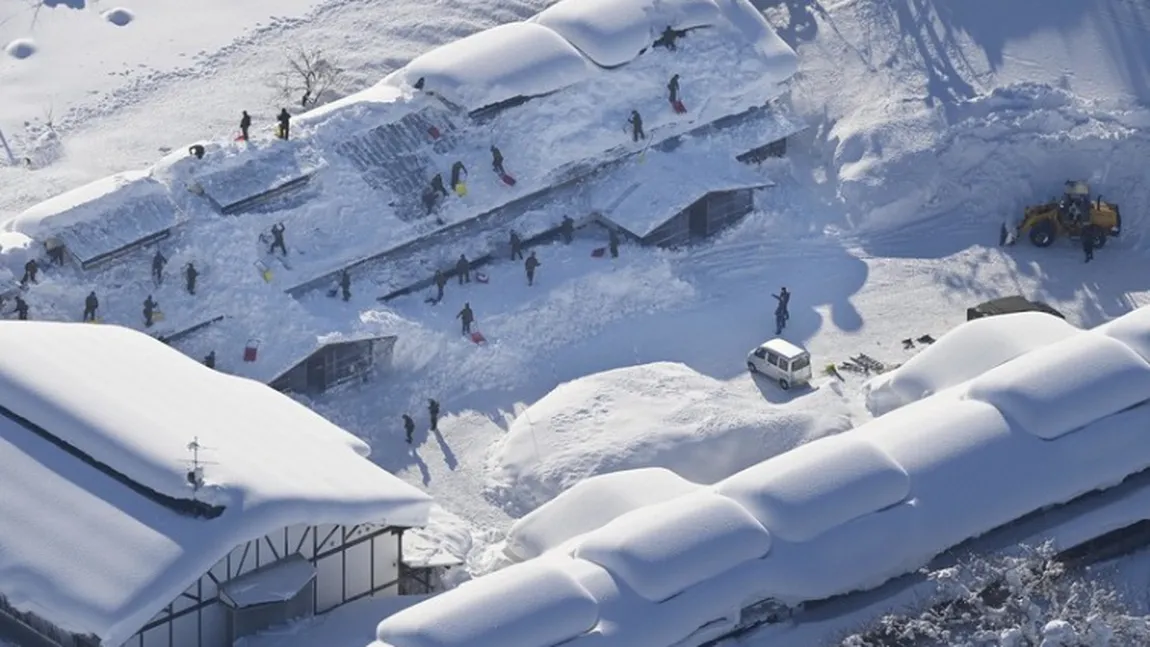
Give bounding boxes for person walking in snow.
[491,146,505,176]
[422,188,439,215]
[269,223,287,256]
[152,250,167,285]
[608,228,620,258]
[455,254,471,284]
[560,215,574,244]
[430,173,449,198]
[403,413,415,444]
[628,110,645,142]
[1082,225,1096,263]
[204,350,216,369]
[654,25,686,51]
[83,291,99,322]
[239,110,252,141]
[143,295,158,328]
[276,108,292,140]
[433,269,447,303]
[773,287,790,321]
[427,399,440,432]
[339,269,352,301]
[12,296,29,321]
[509,231,523,260]
[668,74,680,104]
[185,262,199,295]
[450,161,467,192]
[457,302,474,335]
[525,251,540,286]
[21,258,38,286]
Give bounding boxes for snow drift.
[486,362,851,513]
[372,306,1150,647]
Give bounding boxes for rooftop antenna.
[184,436,218,499]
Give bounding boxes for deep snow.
[7,0,1150,645]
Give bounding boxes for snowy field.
[7,0,1150,645]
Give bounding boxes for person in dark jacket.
[152,250,167,285]
[560,215,574,244]
[428,399,440,432]
[510,231,523,260]
[629,110,645,142]
[21,258,38,286]
[143,295,158,328]
[1082,225,1096,263]
[403,413,415,444]
[430,173,449,198]
[339,270,351,301]
[422,188,439,215]
[608,229,620,258]
[13,296,29,321]
[668,74,680,104]
[269,223,287,256]
[457,302,474,335]
[83,291,99,322]
[773,287,790,321]
[204,351,216,369]
[240,110,252,141]
[185,263,199,295]
[491,146,505,175]
[188,144,205,159]
[433,269,447,303]
[450,161,467,191]
[525,251,540,286]
[455,254,470,284]
[276,108,291,140]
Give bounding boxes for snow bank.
[373,307,1150,647]
[487,362,851,512]
[716,0,800,81]
[717,434,910,543]
[375,558,599,647]
[965,333,1150,440]
[504,468,703,562]
[573,492,771,602]
[386,22,594,111]
[1096,306,1150,364]
[531,0,724,68]
[865,312,1080,416]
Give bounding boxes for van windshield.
[790,355,810,371]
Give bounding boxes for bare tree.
[272,47,345,109]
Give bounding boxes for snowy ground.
[8,0,1150,645]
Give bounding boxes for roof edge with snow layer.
[370,305,1150,647]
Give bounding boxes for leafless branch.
[271,46,345,109]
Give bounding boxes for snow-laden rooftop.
[0,322,430,645]
[371,306,1150,647]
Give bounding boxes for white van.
[747,338,813,390]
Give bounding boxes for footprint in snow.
[102,7,135,27]
[4,39,36,60]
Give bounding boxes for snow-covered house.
[0,322,431,647]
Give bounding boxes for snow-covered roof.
[385,22,595,112]
[0,322,431,646]
[4,171,184,264]
[371,305,1150,647]
[531,0,724,68]
[190,144,319,211]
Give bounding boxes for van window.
[790,355,810,371]
[753,348,767,359]
[767,353,782,367]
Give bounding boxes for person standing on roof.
[560,215,574,244]
[608,228,620,258]
[457,302,474,335]
[629,110,645,142]
[403,413,415,444]
[13,296,29,321]
[276,109,292,140]
[152,250,167,285]
[668,74,680,104]
[433,269,447,303]
[204,351,216,369]
[269,223,287,256]
[185,262,199,295]
[450,161,467,191]
[240,110,252,141]
[525,251,540,287]
[455,254,471,284]
[143,295,158,328]
[21,258,38,286]
[491,146,505,176]
[83,291,99,322]
[430,173,449,198]
[188,144,205,160]
[509,231,523,260]
[339,269,352,301]
[428,399,440,432]
[654,26,686,50]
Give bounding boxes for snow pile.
[385,22,594,111]
[486,362,852,513]
[866,312,1080,416]
[530,0,723,68]
[372,307,1150,647]
[504,468,703,563]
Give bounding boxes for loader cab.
[747,338,812,390]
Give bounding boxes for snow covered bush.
[838,545,1150,647]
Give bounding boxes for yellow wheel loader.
[1003,180,1122,248]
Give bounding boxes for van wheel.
[778,378,790,390]
[747,362,757,374]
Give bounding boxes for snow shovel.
[254,260,273,283]
[499,172,517,186]
[475,271,489,284]
[428,126,441,139]
[470,330,487,344]
[672,99,687,114]
[152,310,165,322]
[454,182,468,197]
[243,338,261,362]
